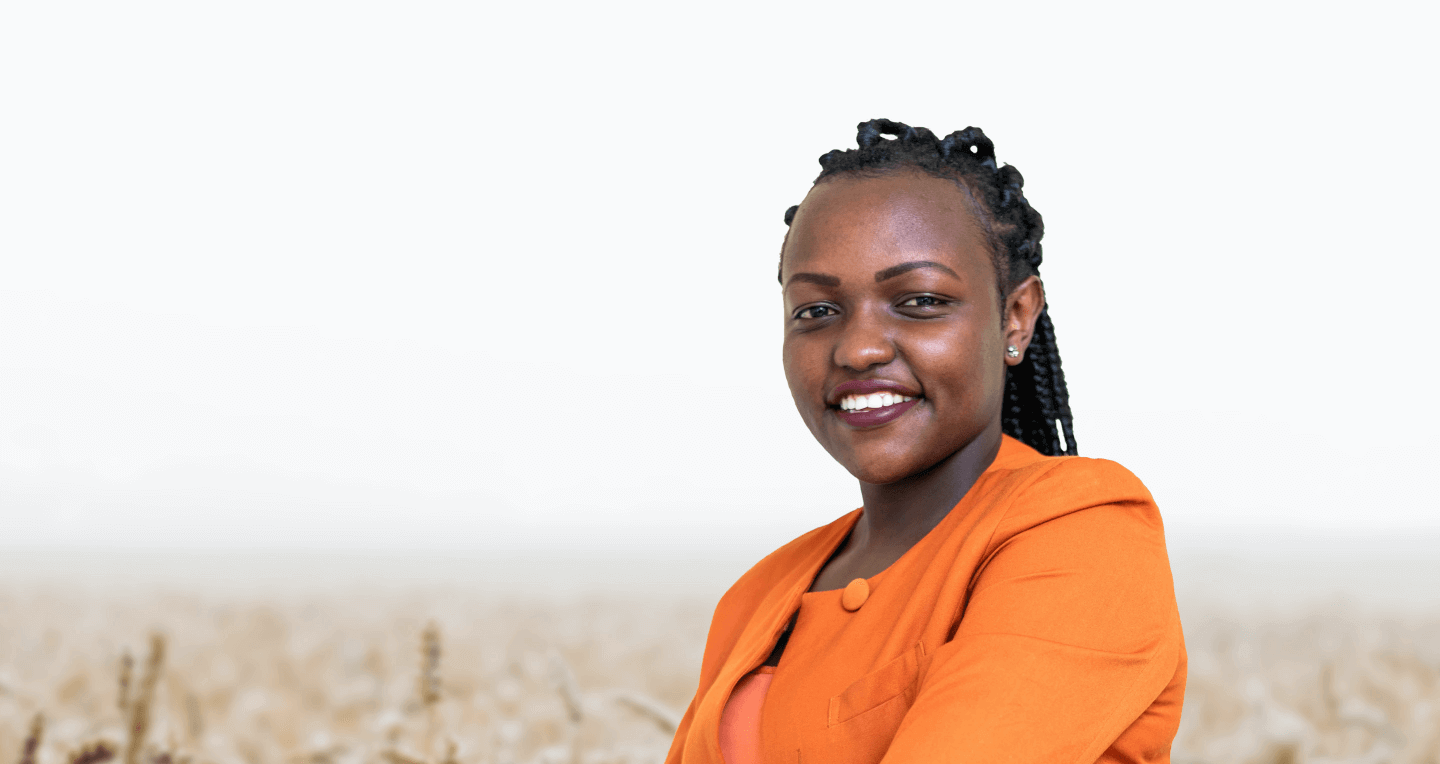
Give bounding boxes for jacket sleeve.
[880,459,1184,764]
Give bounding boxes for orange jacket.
[666,435,1186,764]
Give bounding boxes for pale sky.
[1,1,1435,554]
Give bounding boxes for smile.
[832,396,922,428]
[839,393,917,412]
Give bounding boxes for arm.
[882,469,1183,763]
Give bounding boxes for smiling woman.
[665,121,1186,764]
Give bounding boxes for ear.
[1003,276,1045,366]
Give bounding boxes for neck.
[852,419,1004,552]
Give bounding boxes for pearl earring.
[1006,345,1020,358]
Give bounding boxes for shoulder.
[964,444,1178,651]
[984,437,1161,536]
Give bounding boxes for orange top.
[666,435,1186,764]
[719,666,775,764]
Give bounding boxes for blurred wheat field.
[2,548,1439,764]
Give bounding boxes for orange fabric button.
[841,577,870,611]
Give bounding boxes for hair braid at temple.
[782,119,1078,456]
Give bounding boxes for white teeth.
[839,393,917,412]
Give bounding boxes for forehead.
[783,170,994,280]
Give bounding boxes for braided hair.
[781,119,1077,457]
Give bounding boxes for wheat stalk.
[65,742,116,764]
[545,650,583,725]
[17,713,44,764]
[418,621,442,758]
[116,653,132,715]
[419,621,441,707]
[379,750,425,764]
[182,693,202,742]
[613,691,679,734]
[121,635,165,764]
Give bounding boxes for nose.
[833,307,895,372]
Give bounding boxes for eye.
[898,295,948,309]
[795,304,838,320]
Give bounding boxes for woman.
[665,120,1186,764]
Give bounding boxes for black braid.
[782,119,1077,456]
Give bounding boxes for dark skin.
[780,170,1046,593]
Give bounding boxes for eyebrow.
[786,272,842,288]
[875,260,961,282]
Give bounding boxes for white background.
[1,0,1436,556]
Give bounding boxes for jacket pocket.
[827,642,925,727]
[805,643,926,764]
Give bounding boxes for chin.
[838,452,930,486]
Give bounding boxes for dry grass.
[2,579,1439,764]
[1174,610,1440,763]
[0,585,709,764]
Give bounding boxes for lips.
[828,380,923,429]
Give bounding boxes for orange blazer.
[666,435,1186,764]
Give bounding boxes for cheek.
[913,326,999,412]
[781,337,820,410]
[782,336,845,454]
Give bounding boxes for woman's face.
[781,171,1011,485]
